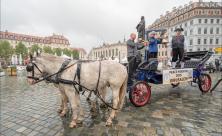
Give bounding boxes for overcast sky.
[1,0,220,52]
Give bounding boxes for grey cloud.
[2,0,220,52]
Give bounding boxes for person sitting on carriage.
[171,27,185,69]
[146,31,162,61]
[127,33,146,84]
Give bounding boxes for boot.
[180,62,185,69]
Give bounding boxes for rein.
[26,60,119,110]
[27,61,79,84]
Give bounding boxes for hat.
[174,27,184,32]
[150,31,156,35]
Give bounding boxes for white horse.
[26,53,128,128]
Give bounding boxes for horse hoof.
[69,122,77,128]
[105,121,112,127]
[77,118,83,124]
[57,109,62,113]
[60,112,66,117]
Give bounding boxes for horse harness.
[26,59,117,110]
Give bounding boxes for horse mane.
[38,53,66,62]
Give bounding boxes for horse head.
[26,53,47,85]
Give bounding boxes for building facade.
[88,41,127,62]
[0,30,87,59]
[0,30,70,49]
[148,1,222,56]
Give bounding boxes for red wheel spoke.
[130,81,151,107]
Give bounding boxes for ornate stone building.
[88,41,127,62]
[0,30,87,59]
[0,30,70,49]
[148,0,222,53]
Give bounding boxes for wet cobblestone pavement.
[0,71,222,136]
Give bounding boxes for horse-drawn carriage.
[127,50,213,107]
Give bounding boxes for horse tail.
[118,73,128,109]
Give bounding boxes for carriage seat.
[138,58,158,71]
[184,60,201,68]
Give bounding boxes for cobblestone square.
[0,72,221,136]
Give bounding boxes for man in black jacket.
[171,28,185,68]
[127,33,145,84]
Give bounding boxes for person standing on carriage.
[146,31,162,61]
[127,33,146,84]
[171,27,185,69]
[136,16,145,41]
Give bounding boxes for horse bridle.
[26,61,44,81]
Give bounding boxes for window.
[162,52,164,56]
[204,19,208,23]
[203,48,206,51]
[185,23,187,27]
[112,49,114,56]
[198,39,201,44]
[210,39,213,44]
[204,39,207,44]
[109,50,111,57]
[190,39,193,45]
[198,19,201,24]
[198,28,201,34]
[197,48,200,51]
[190,29,193,35]
[106,50,108,57]
[216,27,219,34]
[189,49,192,52]
[210,28,213,34]
[190,20,193,25]
[211,19,214,24]
[216,39,219,44]
[204,28,207,34]
[165,51,167,56]
[209,48,212,51]
[216,19,220,24]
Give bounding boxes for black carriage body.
[128,51,213,107]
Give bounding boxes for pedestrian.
[171,28,185,68]
[127,33,145,84]
[146,31,162,61]
[215,59,220,71]
[136,16,145,41]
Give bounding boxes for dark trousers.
[172,48,184,62]
[127,56,136,78]
[146,51,157,61]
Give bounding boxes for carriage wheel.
[129,81,151,107]
[198,73,212,93]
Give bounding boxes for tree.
[15,42,28,59]
[63,48,71,57]
[0,40,14,62]
[72,50,79,59]
[43,46,53,54]
[30,44,42,54]
[53,48,62,56]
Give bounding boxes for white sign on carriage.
[162,68,193,84]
